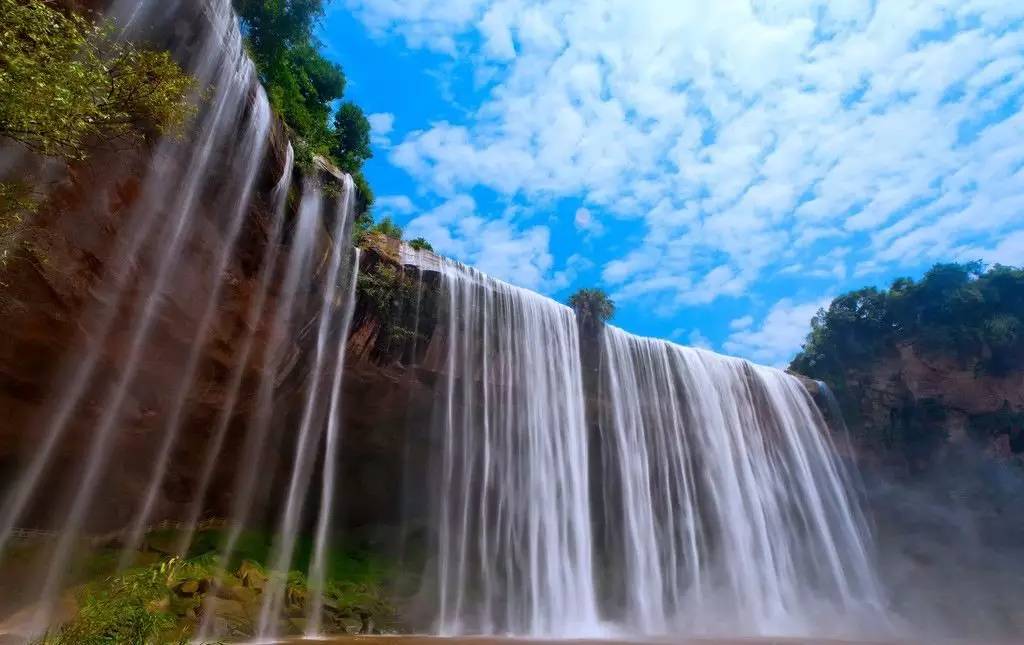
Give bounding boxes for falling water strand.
[196,179,324,642]
[431,260,600,636]
[596,326,886,637]
[118,95,272,568]
[257,178,357,638]
[31,65,268,634]
[172,142,295,557]
[306,247,361,637]
[0,0,253,559]
[0,1,272,631]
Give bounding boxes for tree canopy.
[791,262,1024,381]
[332,101,372,173]
[234,0,343,154]
[568,288,616,329]
[232,1,372,179]
[233,0,390,235]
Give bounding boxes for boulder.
[176,579,200,596]
[237,560,267,591]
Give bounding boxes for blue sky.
[319,0,1024,367]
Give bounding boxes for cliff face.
[0,0,347,532]
[827,344,1024,472]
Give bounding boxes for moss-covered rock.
[30,529,402,644]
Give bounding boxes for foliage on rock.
[36,558,182,645]
[790,261,1024,465]
[408,237,433,252]
[32,528,400,643]
[356,255,438,360]
[0,0,196,277]
[0,0,196,160]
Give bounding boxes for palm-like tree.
[568,288,615,328]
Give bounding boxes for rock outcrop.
[825,344,1024,472]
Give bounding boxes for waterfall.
[0,0,277,630]
[421,264,887,639]
[0,0,889,639]
[307,249,361,637]
[0,0,363,638]
[596,326,885,637]
[429,260,601,636]
[256,179,358,639]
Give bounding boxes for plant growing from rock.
[0,0,196,160]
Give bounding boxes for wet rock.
[176,579,200,595]
[200,596,251,636]
[238,560,267,591]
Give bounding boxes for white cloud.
[729,315,754,331]
[374,194,416,215]
[367,112,394,135]
[573,207,604,236]
[404,195,558,290]
[723,297,830,367]
[688,329,713,351]
[349,0,1024,313]
[367,112,396,147]
[955,229,1024,267]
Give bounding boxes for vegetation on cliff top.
[0,0,195,260]
[791,261,1024,463]
[232,0,376,217]
[569,288,616,330]
[791,262,1024,380]
[233,1,432,249]
[0,0,196,160]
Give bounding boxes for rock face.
[0,0,343,533]
[804,341,1024,638]
[827,344,1024,472]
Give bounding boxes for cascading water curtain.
[429,260,601,636]
[419,263,889,639]
[0,0,365,640]
[596,326,887,637]
[0,0,274,632]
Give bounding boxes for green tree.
[371,216,403,241]
[332,101,372,173]
[569,288,616,328]
[232,0,377,216]
[233,0,345,157]
[0,0,196,159]
[408,237,433,252]
[352,170,375,215]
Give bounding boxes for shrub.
[0,0,196,160]
[408,238,433,252]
